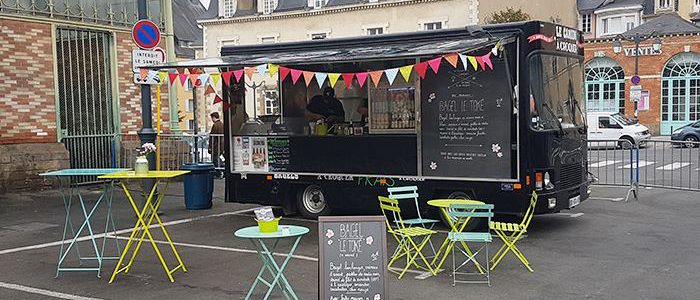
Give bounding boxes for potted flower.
[134,143,156,175]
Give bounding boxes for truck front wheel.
[296,184,330,219]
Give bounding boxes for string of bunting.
[146,42,503,106]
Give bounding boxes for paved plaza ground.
[0,181,698,299]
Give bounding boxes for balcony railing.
[0,0,163,28]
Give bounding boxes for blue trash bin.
[181,163,215,210]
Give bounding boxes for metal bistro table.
[234,225,309,300]
[98,170,190,283]
[427,199,486,273]
[39,168,128,278]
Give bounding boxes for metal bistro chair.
[448,203,494,286]
[490,192,538,272]
[387,186,440,257]
[378,196,437,279]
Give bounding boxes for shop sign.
[638,91,650,111]
[624,46,661,57]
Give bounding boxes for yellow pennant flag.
[268,64,279,77]
[158,71,168,84]
[211,73,221,86]
[468,56,479,70]
[328,73,341,88]
[399,65,413,82]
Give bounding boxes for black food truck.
[166,21,589,223]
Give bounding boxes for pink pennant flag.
[443,53,459,68]
[290,69,302,84]
[279,67,291,81]
[414,62,429,79]
[342,73,355,89]
[355,72,368,88]
[221,71,232,86]
[168,73,178,85]
[477,55,486,70]
[204,84,215,95]
[369,71,383,87]
[480,53,493,70]
[233,69,244,83]
[189,74,200,86]
[178,74,188,86]
[427,57,442,74]
[303,71,316,87]
[244,67,255,80]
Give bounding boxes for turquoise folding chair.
[448,203,494,286]
[387,186,440,257]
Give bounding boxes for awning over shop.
[152,26,518,69]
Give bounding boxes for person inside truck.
[306,87,345,123]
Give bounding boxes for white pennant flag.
[315,72,328,89]
[458,54,468,71]
[384,68,399,85]
[257,64,268,76]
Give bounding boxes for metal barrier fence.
[587,138,700,200]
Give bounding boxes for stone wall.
[0,143,69,193]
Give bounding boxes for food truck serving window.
[529,54,586,132]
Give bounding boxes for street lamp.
[613,32,662,120]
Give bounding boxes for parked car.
[587,112,651,149]
[671,120,700,148]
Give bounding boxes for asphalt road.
[0,180,699,299]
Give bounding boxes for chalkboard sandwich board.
[319,216,388,300]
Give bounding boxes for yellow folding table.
[427,199,486,273]
[98,170,190,283]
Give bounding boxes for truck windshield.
[529,54,586,131]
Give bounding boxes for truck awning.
[151,26,518,69]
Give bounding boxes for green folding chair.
[378,196,437,279]
[448,203,494,286]
[490,192,538,272]
[387,186,440,257]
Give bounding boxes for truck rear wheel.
[439,191,486,231]
[296,184,330,219]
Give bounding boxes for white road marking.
[589,160,620,168]
[588,197,625,202]
[656,162,691,170]
[618,160,654,169]
[569,213,584,218]
[110,236,319,262]
[0,281,102,300]
[0,208,257,256]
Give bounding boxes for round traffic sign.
[631,75,641,85]
[132,20,161,50]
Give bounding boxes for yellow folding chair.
[489,192,538,272]
[378,196,437,279]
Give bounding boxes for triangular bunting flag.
[477,54,487,70]
[303,71,316,87]
[369,71,383,87]
[481,53,493,70]
[244,67,255,80]
[356,72,368,88]
[414,62,428,79]
[492,40,502,56]
[399,65,413,82]
[290,69,302,85]
[427,57,442,74]
[148,70,158,82]
[168,73,178,85]
[158,71,168,84]
[222,71,232,86]
[205,84,215,95]
[328,73,341,88]
[139,69,149,80]
[468,56,479,70]
[213,94,223,105]
[257,64,268,76]
[268,64,279,77]
[233,69,244,83]
[458,54,468,71]
[189,74,200,86]
[315,72,328,89]
[189,68,200,75]
[384,68,399,85]
[176,67,185,75]
[178,74,188,86]
[342,73,355,89]
[198,74,210,87]
[444,53,459,68]
[279,67,291,81]
[211,73,221,86]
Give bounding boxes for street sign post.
[132,49,165,73]
[132,20,161,50]
[630,85,642,102]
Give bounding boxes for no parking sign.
[132,20,161,50]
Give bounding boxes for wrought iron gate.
[55,27,117,182]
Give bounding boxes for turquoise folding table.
[40,168,128,278]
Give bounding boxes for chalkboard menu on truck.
[319,216,388,300]
[421,56,513,179]
[267,137,290,172]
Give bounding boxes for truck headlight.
[544,171,555,190]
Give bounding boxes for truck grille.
[560,163,583,189]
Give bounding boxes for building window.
[186,99,195,112]
[264,90,280,115]
[260,36,278,43]
[600,15,635,36]
[310,32,328,40]
[585,57,625,113]
[626,16,636,31]
[262,0,277,14]
[187,120,195,131]
[423,22,443,30]
[580,14,591,33]
[659,0,670,8]
[223,0,236,17]
[366,27,384,35]
[661,52,700,134]
[314,0,328,8]
[217,38,239,53]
